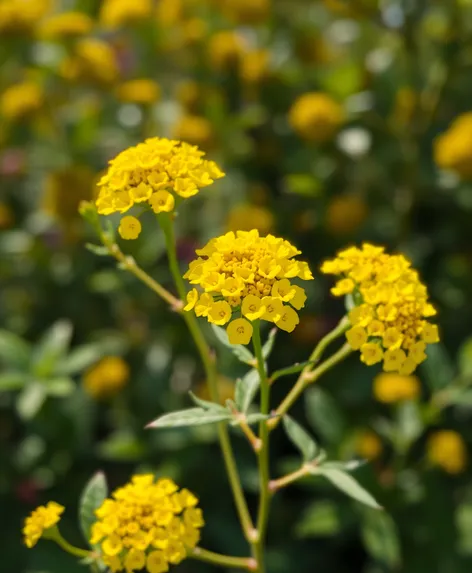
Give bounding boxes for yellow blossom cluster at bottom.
[91,475,204,573]
[23,502,64,548]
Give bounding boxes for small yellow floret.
[118,215,142,240]
[23,502,64,548]
[289,92,343,142]
[83,356,130,399]
[373,372,420,403]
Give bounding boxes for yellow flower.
[289,92,344,142]
[184,230,312,343]
[23,502,64,548]
[83,356,130,399]
[0,0,51,34]
[427,430,467,474]
[223,0,270,24]
[38,11,94,39]
[0,81,43,121]
[240,49,270,84]
[116,79,161,105]
[172,115,214,149]
[100,0,153,28]
[355,430,382,460]
[95,138,224,223]
[325,195,367,235]
[208,31,245,70]
[61,38,118,85]
[322,244,439,374]
[91,475,203,572]
[118,215,142,240]
[434,112,472,179]
[226,204,274,235]
[208,301,232,325]
[227,317,253,345]
[373,372,420,403]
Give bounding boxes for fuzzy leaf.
[262,328,277,359]
[283,415,318,462]
[188,391,228,412]
[313,467,382,510]
[147,408,232,429]
[235,369,260,413]
[79,472,108,546]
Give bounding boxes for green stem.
[159,213,255,543]
[268,465,311,493]
[52,530,90,559]
[268,343,353,431]
[252,322,271,573]
[189,547,256,570]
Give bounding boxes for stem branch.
[189,547,257,571]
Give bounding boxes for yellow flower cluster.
[0,81,43,121]
[100,0,153,29]
[116,79,161,105]
[96,138,224,239]
[321,244,439,374]
[427,430,467,474]
[0,0,50,34]
[83,356,130,399]
[61,38,118,85]
[434,113,472,179]
[38,11,94,39]
[373,372,420,403]
[355,430,382,460]
[91,475,203,573]
[184,230,313,344]
[23,501,64,548]
[289,92,344,142]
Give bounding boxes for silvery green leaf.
[235,413,270,425]
[16,383,47,420]
[305,387,346,444]
[188,391,228,413]
[210,324,254,364]
[283,415,318,462]
[79,472,108,546]
[420,343,454,391]
[56,344,103,376]
[85,243,109,256]
[44,377,76,397]
[313,467,382,510]
[147,408,232,429]
[361,509,401,567]
[235,369,260,413]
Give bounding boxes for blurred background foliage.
[2,0,472,572]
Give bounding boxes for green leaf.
[361,510,401,567]
[79,472,108,546]
[32,321,73,378]
[270,361,313,384]
[147,408,232,429]
[0,371,30,391]
[420,343,455,391]
[16,383,47,420]
[56,344,103,376]
[262,328,277,359]
[210,324,255,364]
[296,501,340,538]
[85,243,109,256]
[235,369,260,413]
[44,377,76,397]
[232,413,271,426]
[188,391,228,412]
[97,431,146,461]
[313,467,382,510]
[396,401,423,447]
[0,330,31,370]
[283,415,318,462]
[305,387,346,444]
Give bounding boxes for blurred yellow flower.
[427,430,467,474]
[322,244,439,374]
[373,372,420,403]
[61,38,118,85]
[91,474,203,572]
[326,195,367,235]
[208,31,245,70]
[0,202,14,229]
[172,115,214,149]
[355,430,382,460]
[0,0,51,34]
[0,81,43,121]
[182,17,207,45]
[195,375,235,405]
[226,204,274,234]
[176,80,201,111]
[42,167,95,225]
[23,502,64,548]
[116,79,161,104]
[240,49,270,84]
[223,0,270,25]
[434,112,472,179]
[100,0,153,28]
[289,92,343,142]
[83,356,130,399]
[184,230,313,342]
[95,138,224,234]
[38,11,94,39]
[156,0,183,26]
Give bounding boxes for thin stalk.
[268,343,353,431]
[252,322,271,573]
[268,465,311,493]
[189,547,257,571]
[52,530,90,559]
[159,213,255,543]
